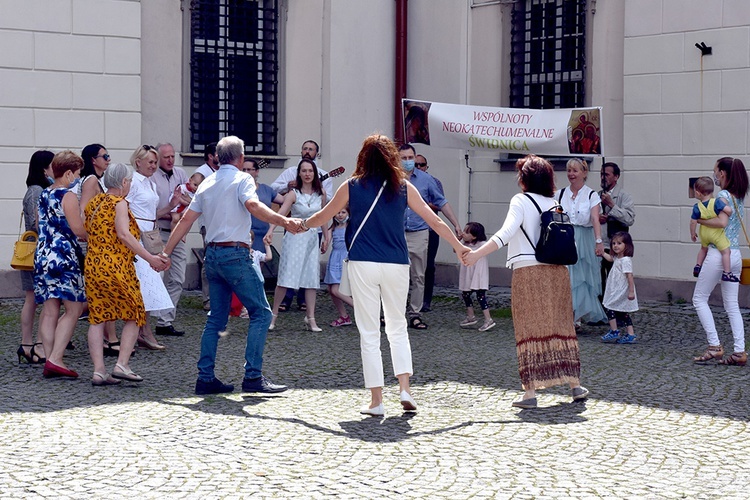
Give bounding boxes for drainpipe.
[395,0,407,143]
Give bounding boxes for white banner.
[402,99,603,157]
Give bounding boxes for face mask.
[714,174,721,187]
[402,159,415,172]
[46,176,54,184]
[68,177,80,190]
[335,215,349,225]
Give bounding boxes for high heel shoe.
[17,344,45,364]
[30,343,46,364]
[269,314,278,331]
[17,344,33,364]
[303,316,322,332]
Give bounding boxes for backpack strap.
[523,193,542,214]
[558,187,565,204]
[520,193,542,250]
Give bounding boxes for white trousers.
[349,260,413,388]
[692,247,745,353]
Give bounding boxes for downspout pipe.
[395,0,407,144]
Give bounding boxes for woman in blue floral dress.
[34,151,88,379]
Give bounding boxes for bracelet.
[301,218,309,230]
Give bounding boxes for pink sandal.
[330,316,352,327]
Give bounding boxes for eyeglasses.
[142,145,154,151]
[415,162,427,167]
[95,154,111,161]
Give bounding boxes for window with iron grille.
[510,0,586,109]
[190,0,279,155]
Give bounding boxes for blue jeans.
[198,245,272,382]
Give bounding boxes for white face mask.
[334,214,349,225]
[714,174,721,187]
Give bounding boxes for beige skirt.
[511,264,581,390]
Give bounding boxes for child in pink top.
[458,222,495,331]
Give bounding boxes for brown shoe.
[693,345,724,364]
[718,351,748,366]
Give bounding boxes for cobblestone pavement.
[1,286,749,499]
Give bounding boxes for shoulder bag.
[10,212,37,271]
[339,180,386,296]
[730,196,750,285]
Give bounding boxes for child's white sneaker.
[478,320,496,332]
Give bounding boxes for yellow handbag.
[730,197,750,285]
[10,212,37,271]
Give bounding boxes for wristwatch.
[301,218,309,230]
[595,238,603,244]
[159,251,170,259]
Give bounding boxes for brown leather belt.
[208,241,249,249]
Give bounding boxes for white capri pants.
[349,260,413,388]
[692,247,745,353]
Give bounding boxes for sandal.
[278,303,290,313]
[409,317,428,330]
[91,371,121,386]
[111,363,143,382]
[330,316,352,327]
[693,345,724,364]
[718,351,748,366]
[103,340,120,357]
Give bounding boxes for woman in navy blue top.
[304,134,468,417]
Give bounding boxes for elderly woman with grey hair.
[84,163,170,385]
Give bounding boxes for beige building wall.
[0,0,142,296]
[3,0,750,302]
[622,0,750,300]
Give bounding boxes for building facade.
[1,0,749,303]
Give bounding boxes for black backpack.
[520,192,578,265]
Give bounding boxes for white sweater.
[489,191,558,269]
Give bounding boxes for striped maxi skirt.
[511,264,581,390]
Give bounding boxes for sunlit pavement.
[1,288,748,498]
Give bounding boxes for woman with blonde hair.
[127,145,173,350]
[303,134,468,417]
[557,158,607,326]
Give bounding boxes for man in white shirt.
[152,143,191,336]
[270,140,333,199]
[162,135,303,395]
[195,141,219,180]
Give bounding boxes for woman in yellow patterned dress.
[84,163,170,385]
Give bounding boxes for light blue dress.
[324,225,348,285]
[277,189,322,289]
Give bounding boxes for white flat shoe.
[269,314,278,331]
[360,403,385,417]
[400,390,417,412]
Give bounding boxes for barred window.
[190,0,279,155]
[510,0,586,109]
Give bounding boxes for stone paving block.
[2,288,750,497]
